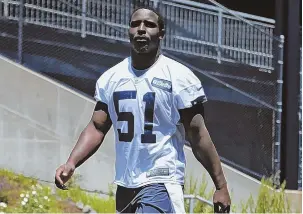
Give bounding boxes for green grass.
[0,169,64,213]
[184,174,214,213]
[0,169,294,213]
[0,169,115,213]
[240,177,291,213]
[56,180,116,213]
[184,174,293,213]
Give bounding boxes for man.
[55,6,231,213]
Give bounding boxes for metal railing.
[184,194,213,213]
[160,0,275,70]
[0,0,275,70]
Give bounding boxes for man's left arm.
[180,103,231,212]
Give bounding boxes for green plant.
[184,173,293,213]
[12,184,61,213]
[251,178,291,213]
[54,172,115,213]
[56,185,115,213]
[108,183,116,197]
[184,174,214,213]
[0,169,67,213]
[0,169,36,188]
[240,195,255,213]
[0,168,116,213]
[234,176,292,213]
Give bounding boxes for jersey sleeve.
[174,68,207,110]
[94,72,110,105]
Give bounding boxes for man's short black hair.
[129,6,165,31]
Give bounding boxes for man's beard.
[134,44,149,53]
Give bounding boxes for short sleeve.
[94,73,110,105]
[175,69,207,110]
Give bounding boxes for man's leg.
[116,185,137,213]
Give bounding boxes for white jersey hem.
[114,179,184,188]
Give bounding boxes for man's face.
[129,9,164,54]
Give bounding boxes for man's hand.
[213,184,231,213]
[55,162,75,190]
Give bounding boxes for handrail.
[164,0,275,23]
[184,194,213,213]
[0,0,276,70]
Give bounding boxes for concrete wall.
[0,55,115,193]
[0,55,301,211]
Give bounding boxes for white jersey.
[94,54,207,188]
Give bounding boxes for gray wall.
[0,55,300,211]
[0,55,115,193]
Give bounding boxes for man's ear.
[159,29,165,40]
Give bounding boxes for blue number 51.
[113,91,156,143]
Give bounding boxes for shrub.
[0,169,115,213]
[184,174,214,213]
[184,173,292,213]
[240,177,291,213]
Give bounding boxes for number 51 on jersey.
[113,91,156,144]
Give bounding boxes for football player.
[55,6,231,213]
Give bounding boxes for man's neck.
[131,49,160,70]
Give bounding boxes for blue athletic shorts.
[116,183,184,213]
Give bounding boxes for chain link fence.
[0,0,294,185]
[165,40,283,179]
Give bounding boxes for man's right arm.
[66,102,112,168]
[55,101,112,188]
